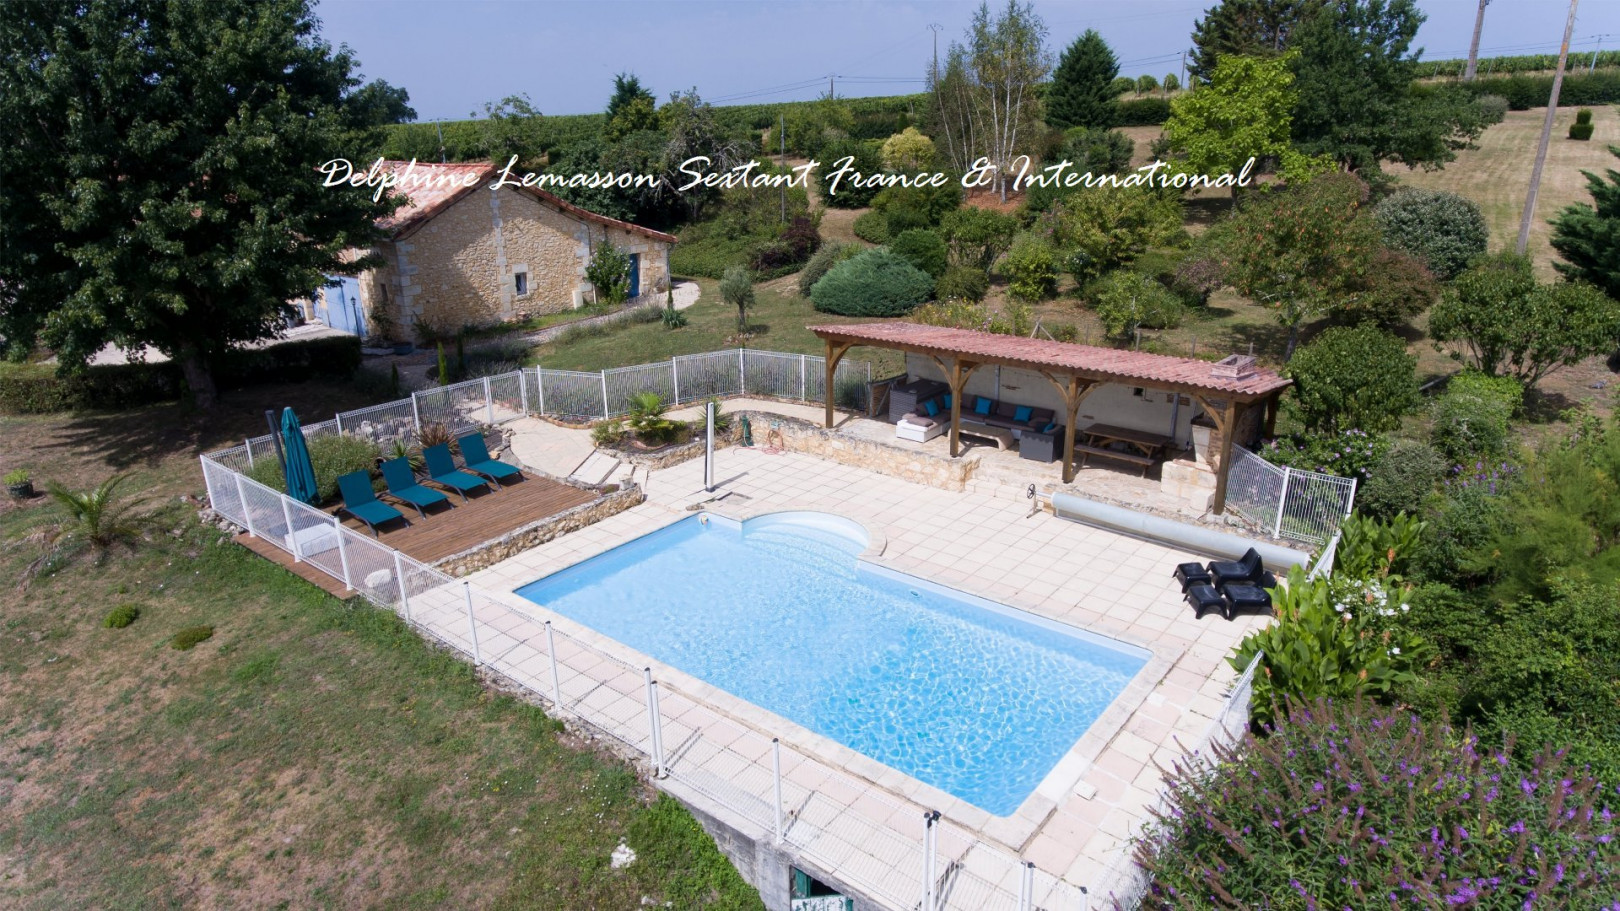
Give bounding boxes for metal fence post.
[233,474,257,537]
[1273,466,1292,539]
[601,371,610,418]
[483,376,494,424]
[462,581,482,665]
[333,519,354,591]
[643,667,665,778]
[544,620,562,710]
[335,412,346,434]
[671,357,681,404]
[800,355,807,401]
[518,368,529,414]
[393,551,411,621]
[1345,476,1359,517]
[738,348,746,396]
[244,438,255,468]
[1018,861,1034,911]
[772,738,784,843]
[922,810,938,911]
[410,392,422,432]
[535,367,546,416]
[280,497,299,562]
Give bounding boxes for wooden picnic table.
[1081,423,1174,459]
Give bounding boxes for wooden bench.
[957,419,1016,450]
[1073,442,1155,476]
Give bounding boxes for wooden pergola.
[810,322,1292,514]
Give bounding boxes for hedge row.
[1112,97,1170,127]
[0,335,363,414]
[1463,70,1620,110]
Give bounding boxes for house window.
[514,271,528,296]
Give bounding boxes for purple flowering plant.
[1263,429,1390,483]
[1133,698,1620,910]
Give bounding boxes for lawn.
[531,278,908,378]
[0,386,762,910]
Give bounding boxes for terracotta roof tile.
[373,160,677,244]
[809,322,1291,399]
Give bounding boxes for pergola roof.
[809,322,1291,401]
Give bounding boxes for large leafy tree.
[1188,0,1320,82]
[0,0,397,408]
[1285,325,1419,433]
[1205,173,1379,359]
[1046,29,1119,130]
[1429,253,1620,389]
[1162,52,1332,195]
[1550,145,1620,302]
[1289,0,1483,175]
[348,79,417,125]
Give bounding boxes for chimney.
[1211,354,1257,380]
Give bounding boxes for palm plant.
[46,474,149,551]
[626,392,680,446]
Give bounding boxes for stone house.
[306,160,676,340]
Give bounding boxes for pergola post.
[1262,394,1280,440]
[1040,372,1097,485]
[942,357,981,459]
[823,339,853,428]
[1210,399,1246,515]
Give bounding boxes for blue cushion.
[942,394,952,409]
[974,397,992,415]
[1014,405,1033,422]
[1042,422,1058,434]
[923,399,939,417]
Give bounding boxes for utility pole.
[1593,35,1609,74]
[1464,0,1490,82]
[828,74,835,99]
[929,23,943,84]
[1181,49,1188,87]
[1516,0,1579,256]
[779,112,787,224]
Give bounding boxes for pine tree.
[1189,0,1320,83]
[1550,145,1620,302]
[1046,30,1119,130]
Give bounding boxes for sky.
[313,0,1620,121]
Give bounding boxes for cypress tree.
[1046,30,1120,130]
[1550,146,1620,302]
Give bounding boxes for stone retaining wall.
[434,483,646,576]
[752,413,975,491]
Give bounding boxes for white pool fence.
[201,346,1260,911]
[1224,446,1357,547]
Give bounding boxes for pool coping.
[492,503,1183,852]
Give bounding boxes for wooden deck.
[332,473,597,564]
[235,532,356,599]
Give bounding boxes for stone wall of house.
[358,187,671,340]
[434,483,646,576]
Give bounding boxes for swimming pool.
[514,512,1148,816]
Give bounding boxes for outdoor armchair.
[423,443,489,502]
[456,433,522,488]
[336,470,406,537]
[1208,547,1265,590]
[379,457,450,518]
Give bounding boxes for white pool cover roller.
[1049,492,1312,569]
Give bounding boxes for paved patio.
[465,431,1270,896]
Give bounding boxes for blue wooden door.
[627,254,641,299]
[317,276,365,335]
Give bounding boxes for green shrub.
[1062,126,1134,174]
[851,210,890,244]
[1136,697,1620,910]
[1373,188,1489,281]
[1261,429,1390,483]
[1047,322,1079,343]
[910,299,991,331]
[171,625,214,651]
[1111,96,1169,126]
[1334,511,1427,579]
[816,138,885,209]
[625,392,681,446]
[1087,270,1186,338]
[1285,325,1419,434]
[1570,120,1595,140]
[584,241,632,305]
[1231,567,1432,727]
[103,604,139,629]
[1475,92,1509,124]
[1466,69,1620,109]
[591,419,627,448]
[1576,107,1594,125]
[1358,439,1446,519]
[871,183,962,236]
[0,336,361,415]
[938,207,1019,272]
[1040,185,1183,283]
[999,233,1060,303]
[795,241,860,297]
[933,265,989,302]
[244,433,382,505]
[1411,481,1507,585]
[809,249,934,317]
[1343,249,1440,327]
[887,229,948,279]
[1430,370,1521,462]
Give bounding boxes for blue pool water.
[514,512,1148,816]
